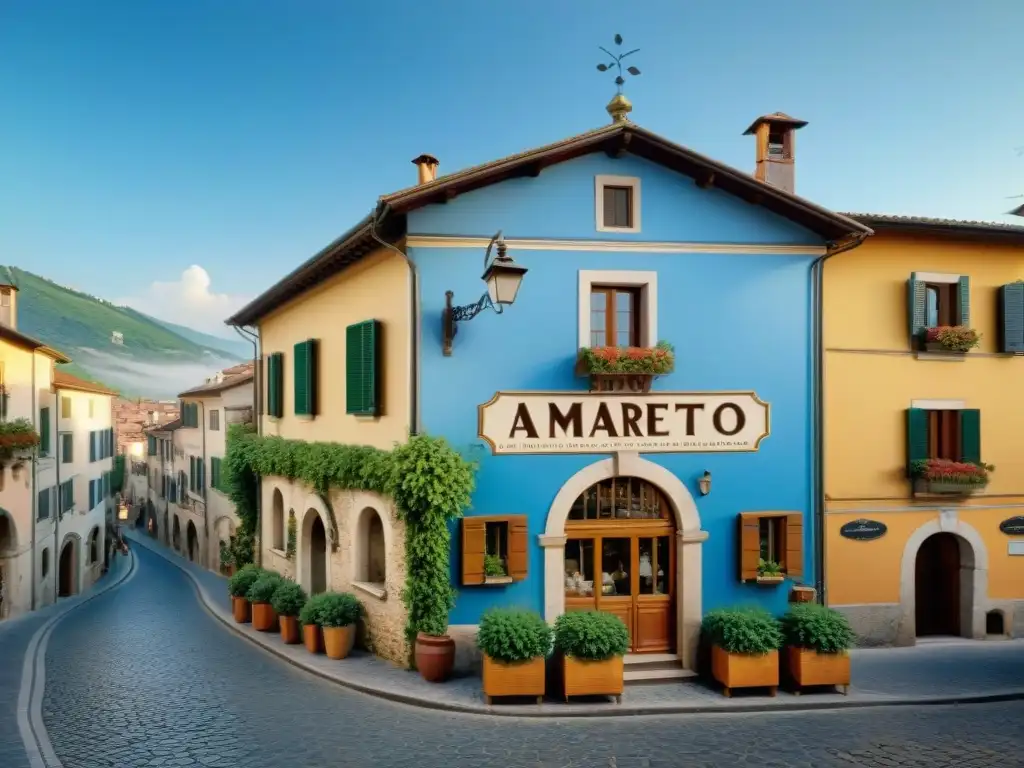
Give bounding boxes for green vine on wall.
[223,425,477,649]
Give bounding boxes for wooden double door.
[564,521,676,653]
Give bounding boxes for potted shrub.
[781,603,855,695]
[271,580,307,645]
[923,325,980,354]
[476,608,552,704]
[299,594,326,654]
[248,572,284,632]
[227,564,262,623]
[318,592,362,660]
[575,341,675,393]
[553,611,629,703]
[911,458,993,495]
[756,558,784,585]
[702,607,783,697]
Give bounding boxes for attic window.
[595,175,641,233]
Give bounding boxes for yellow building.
[823,214,1024,645]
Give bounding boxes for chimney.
[0,283,18,329]
[743,112,808,194]
[412,154,440,185]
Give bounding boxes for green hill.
[143,314,252,359]
[7,267,243,399]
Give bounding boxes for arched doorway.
[172,516,181,552]
[186,521,199,563]
[302,508,328,595]
[271,489,284,550]
[915,532,967,637]
[58,538,78,597]
[564,476,677,653]
[0,510,16,554]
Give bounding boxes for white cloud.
[120,265,251,337]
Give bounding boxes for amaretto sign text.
[477,391,770,455]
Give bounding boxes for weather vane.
[596,34,640,94]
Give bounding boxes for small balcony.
[575,341,675,394]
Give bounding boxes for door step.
[623,653,698,685]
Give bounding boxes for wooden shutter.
[89,432,96,462]
[40,408,50,454]
[959,409,981,464]
[957,275,971,326]
[210,457,219,489]
[738,513,760,581]
[906,408,929,475]
[257,356,265,415]
[293,339,317,416]
[346,321,380,416]
[785,514,804,579]
[999,283,1024,353]
[507,516,528,581]
[147,435,155,455]
[267,353,284,418]
[907,274,927,341]
[461,517,487,585]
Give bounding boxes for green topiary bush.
[701,607,783,655]
[781,603,855,654]
[247,572,284,604]
[553,611,629,661]
[476,608,552,663]
[270,581,307,617]
[318,592,363,628]
[228,563,263,598]
[299,593,327,626]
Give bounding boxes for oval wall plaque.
[839,519,887,541]
[998,516,1024,536]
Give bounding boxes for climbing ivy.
[223,426,477,646]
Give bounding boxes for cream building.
[144,420,179,546]
[0,279,116,620]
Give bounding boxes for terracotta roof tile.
[53,369,119,396]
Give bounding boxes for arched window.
[567,476,670,521]
[88,528,100,564]
[41,547,50,578]
[271,489,284,550]
[0,512,15,553]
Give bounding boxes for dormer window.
[595,175,641,233]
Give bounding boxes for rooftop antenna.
[597,34,641,123]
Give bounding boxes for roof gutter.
[810,230,871,605]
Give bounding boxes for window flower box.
[575,341,674,393]
[922,325,980,354]
[0,419,39,467]
[910,458,992,495]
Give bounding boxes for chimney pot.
[412,154,440,185]
[743,112,807,195]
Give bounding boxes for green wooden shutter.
[999,283,1024,353]
[346,320,380,416]
[959,409,981,464]
[294,339,317,416]
[89,431,96,462]
[40,408,50,454]
[198,459,205,490]
[147,435,156,455]
[957,275,971,326]
[906,408,929,476]
[211,457,219,489]
[908,274,927,341]
[268,353,284,418]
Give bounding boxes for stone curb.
[128,533,1024,719]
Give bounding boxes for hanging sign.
[839,519,887,541]
[998,516,1024,536]
[477,390,769,455]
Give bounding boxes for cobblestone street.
[20,545,1024,767]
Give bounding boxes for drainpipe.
[810,232,869,605]
[29,353,36,611]
[369,212,421,435]
[234,325,262,566]
[52,385,61,606]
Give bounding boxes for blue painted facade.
[407,151,824,626]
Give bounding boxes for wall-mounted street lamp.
[698,470,712,496]
[441,231,527,356]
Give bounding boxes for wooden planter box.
[787,647,850,694]
[923,341,967,355]
[755,574,784,585]
[562,654,624,703]
[711,646,778,697]
[482,655,545,704]
[915,479,986,496]
[573,359,664,394]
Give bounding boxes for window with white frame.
[578,270,657,349]
[595,175,641,233]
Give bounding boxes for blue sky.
[1,0,1020,334]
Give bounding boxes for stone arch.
[541,453,707,672]
[299,498,331,595]
[171,515,181,551]
[899,516,988,642]
[271,488,285,550]
[186,520,199,563]
[58,533,81,597]
[354,506,390,588]
[86,526,101,564]
[0,508,16,554]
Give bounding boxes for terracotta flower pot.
[323,625,355,660]
[415,633,455,683]
[711,645,779,697]
[561,654,623,703]
[482,655,545,704]
[303,623,322,654]
[231,596,251,624]
[787,646,850,694]
[251,602,278,632]
[279,615,301,645]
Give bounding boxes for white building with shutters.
[157,363,253,574]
